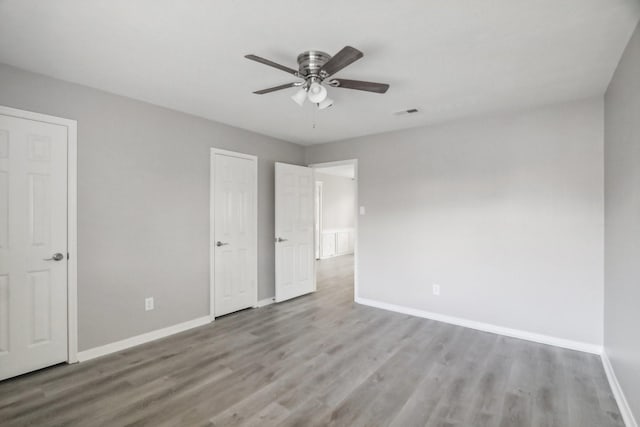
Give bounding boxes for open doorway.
[310,160,358,300]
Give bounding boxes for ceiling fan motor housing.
[297,51,331,79]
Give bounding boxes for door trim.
[309,159,358,301]
[0,105,78,364]
[209,148,258,320]
[314,181,323,260]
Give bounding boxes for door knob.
[44,253,64,261]
[216,241,229,247]
[276,237,288,243]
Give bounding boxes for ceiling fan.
[245,46,390,109]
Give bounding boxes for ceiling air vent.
[394,108,419,116]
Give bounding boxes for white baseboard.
[256,297,275,308]
[602,351,638,427]
[77,316,211,362]
[355,297,602,355]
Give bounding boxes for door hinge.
[67,252,70,260]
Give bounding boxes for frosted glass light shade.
[291,88,307,106]
[318,98,334,109]
[307,82,327,103]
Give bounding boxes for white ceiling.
[314,164,356,180]
[0,1,638,145]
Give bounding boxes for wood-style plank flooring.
[0,255,623,426]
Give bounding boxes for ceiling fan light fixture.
[307,82,327,103]
[246,46,390,109]
[318,98,334,110]
[291,88,307,106]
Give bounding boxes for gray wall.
[315,172,355,231]
[0,63,304,350]
[306,98,605,346]
[604,22,640,421]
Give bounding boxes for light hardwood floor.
[0,255,623,426]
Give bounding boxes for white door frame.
[0,105,78,364]
[308,159,358,301]
[209,148,258,320]
[314,181,323,260]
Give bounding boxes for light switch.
[359,206,366,215]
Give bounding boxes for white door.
[0,114,68,381]
[212,150,257,317]
[275,163,315,302]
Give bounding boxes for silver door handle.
[276,237,288,243]
[216,241,229,247]
[44,253,64,261]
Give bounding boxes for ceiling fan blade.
[253,82,299,94]
[320,46,364,77]
[331,78,389,94]
[245,54,299,76]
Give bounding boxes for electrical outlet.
[432,284,441,296]
[145,297,154,311]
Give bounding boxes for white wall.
[316,172,355,231]
[306,98,604,347]
[604,21,640,424]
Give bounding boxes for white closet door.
[0,114,68,381]
[275,162,315,302]
[213,151,257,317]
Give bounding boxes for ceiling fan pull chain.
[313,107,317,129]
